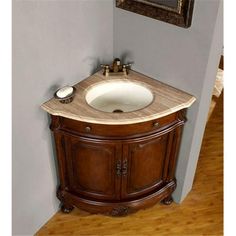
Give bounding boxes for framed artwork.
[116,0,195,28]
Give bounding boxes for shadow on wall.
[120,51,134,64]
[44,79,64,99]
[82,57,112,75]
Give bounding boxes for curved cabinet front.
[121,132,170,200]
[64,135,122,201]
[51,109,186,216]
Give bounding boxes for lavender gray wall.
[114,0,223,202]
[12,0,113,235]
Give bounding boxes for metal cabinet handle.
[116,160,128,176]
[122,160,128,176]
[85,126,91,132]
[153,122,159,128]
[116,160,122,176]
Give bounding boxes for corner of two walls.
[113,0,223,202]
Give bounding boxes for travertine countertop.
[41,70,196,125]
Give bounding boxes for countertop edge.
[40,96,196,125]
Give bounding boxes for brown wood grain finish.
[59,111,178,139]
[64,136,121,201]
[50,109,185,215]
[122,133,169,199]
[59,181,175,215]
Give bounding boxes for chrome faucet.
[101,58,132,77]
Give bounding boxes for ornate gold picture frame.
[116,0,194,28]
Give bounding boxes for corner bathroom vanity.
[41,70,195,216]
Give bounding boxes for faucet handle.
[101,64,110,77]
[101,64,109,69]
[123,64,132,68]
[122,63,133,75]
[123,62,133,68]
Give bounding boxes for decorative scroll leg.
[57,187,74,213]
[162,195,173,205]
[61,204,74,213]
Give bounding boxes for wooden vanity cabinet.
[51,109,186,216]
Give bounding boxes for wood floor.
[36,93,223,236]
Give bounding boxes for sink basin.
[85,81,154,113]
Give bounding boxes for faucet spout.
[100,58,133,77]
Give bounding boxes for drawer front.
[54,111,183,139]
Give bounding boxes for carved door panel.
[64,134,121,200]
[121,132,173,199]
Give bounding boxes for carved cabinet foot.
[61,204,74,213]
[162,195,173,205]
[111,206,129,216]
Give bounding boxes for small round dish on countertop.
[54,86,76,104]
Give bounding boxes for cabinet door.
[64,134,121,200]
[121,132,173,199]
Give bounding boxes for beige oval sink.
[85,81,153,113]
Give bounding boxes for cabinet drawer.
[55,111,182,139]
